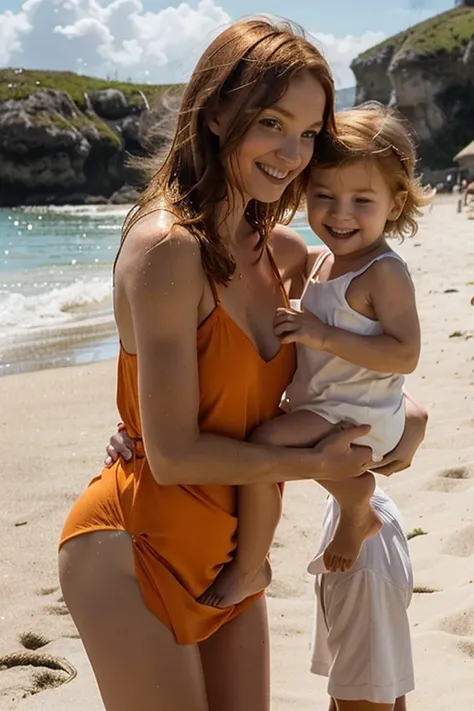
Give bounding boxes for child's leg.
[255,410,381,573]
[197,482,281,608]
[198,410,379,609]
[197,410,335,608]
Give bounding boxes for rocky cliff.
[351,5,474,169]
[0,70,172,206]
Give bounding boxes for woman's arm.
[106,390,427,479]
[118,228,373,487]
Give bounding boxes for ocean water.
[0,206,320,376]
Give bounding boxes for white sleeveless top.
[282,250,406,459]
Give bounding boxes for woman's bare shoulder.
[114,210,205,354]
[269,224,308,279]
[116,209,203,283]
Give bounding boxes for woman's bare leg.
[198,483,280,607]
[59,531,209,711]
[199,597,270,711]
[251,411,380,573]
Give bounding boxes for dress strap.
[266,244,290,307]
[207,275,221,306]
[349,251,407,280]
[308,248,332,281]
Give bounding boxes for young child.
[199,103,432,615]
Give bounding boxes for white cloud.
[0,9,30,66]
[0,0,385,87]
[312,30,387,88]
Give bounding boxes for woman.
[59,17,427,711]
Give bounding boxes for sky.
[0,0,454,88]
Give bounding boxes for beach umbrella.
[453,140,474,170]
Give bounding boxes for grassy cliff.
[0,68,172,109]
[360,5,474,59]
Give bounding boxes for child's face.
[306,158,403,257]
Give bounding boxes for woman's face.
[212,71,327,205]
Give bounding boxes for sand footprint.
[439,605,474,637]
[43,593,69,617]
[425,465,474,493]
[458,639,474,658]
[19,632,50,651]
[44,604,69,617]
[0,631,76,698]
[442,524,474,558]
[0,650,77,699]
[37,586,60,597]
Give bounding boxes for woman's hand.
[372,395,428,476]
[313,423,374,481]
[273,306,328,349]
[104,428,134,467]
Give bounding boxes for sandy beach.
[1,196,473,710]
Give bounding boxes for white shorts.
[293,399,406,463]
[309,487,415,705]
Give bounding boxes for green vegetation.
[413,585,438,594]
[407,527,428,541]
[360,6,474,59]
[0,68,174,109]
[33,110,121,146]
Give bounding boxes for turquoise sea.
[0,206,320,376]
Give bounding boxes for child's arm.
[274,258,420,375]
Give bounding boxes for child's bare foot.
[197,559,272,608]
[323,473,382,573]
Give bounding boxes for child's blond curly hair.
[312,102,434,238]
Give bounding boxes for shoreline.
[0,195,463,378]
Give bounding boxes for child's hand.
[274,306,328,349]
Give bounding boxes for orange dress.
[59,250,296,645]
